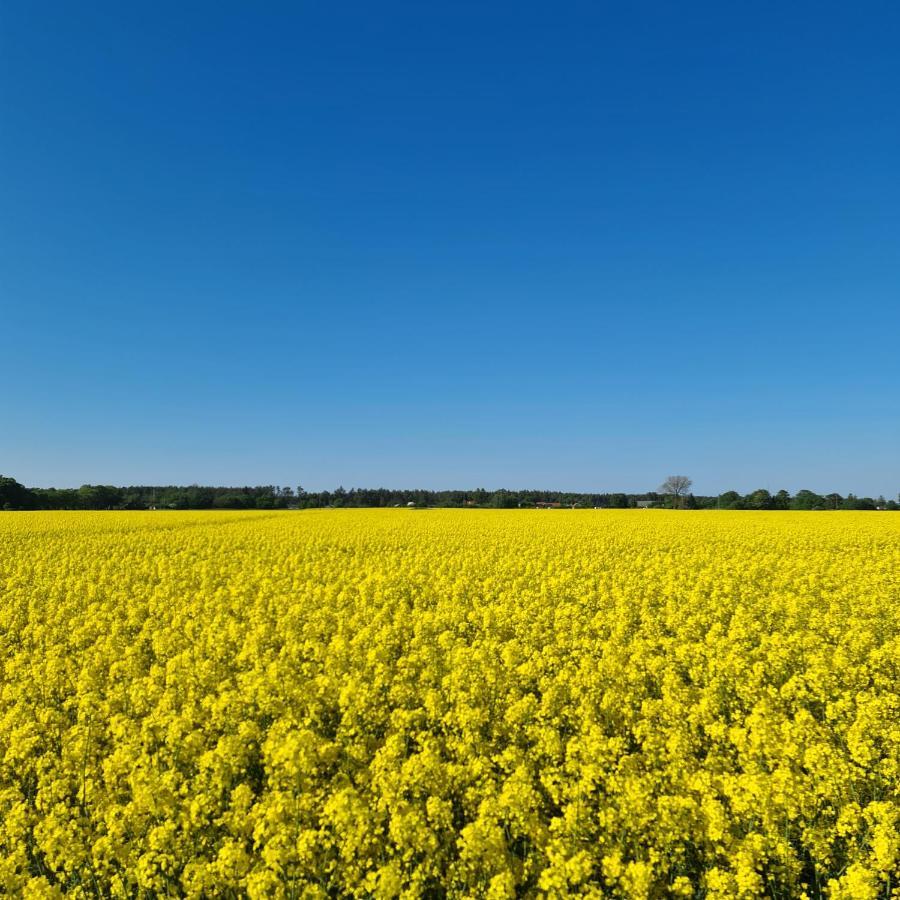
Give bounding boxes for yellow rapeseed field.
[1,510,899,898]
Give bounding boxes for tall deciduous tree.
[659,475,692,508]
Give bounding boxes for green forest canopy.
[0,476,896,511]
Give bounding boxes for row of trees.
[710,488,896,511]
[0,479,294,511]
[657,476,897,510]
[1,475,897,511]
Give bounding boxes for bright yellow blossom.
[1,509,899,896]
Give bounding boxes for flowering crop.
[1,510,899,898]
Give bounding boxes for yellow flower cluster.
[1,510,899,897]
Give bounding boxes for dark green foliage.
[0,475,36,510]
[0,477,894,511]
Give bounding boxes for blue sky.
[2,2,898,495]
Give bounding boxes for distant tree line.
[1,476,897,511]
[0,478,295,511]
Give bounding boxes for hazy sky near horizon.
[2,2,899,495]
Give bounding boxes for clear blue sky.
[2,2,898,495]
